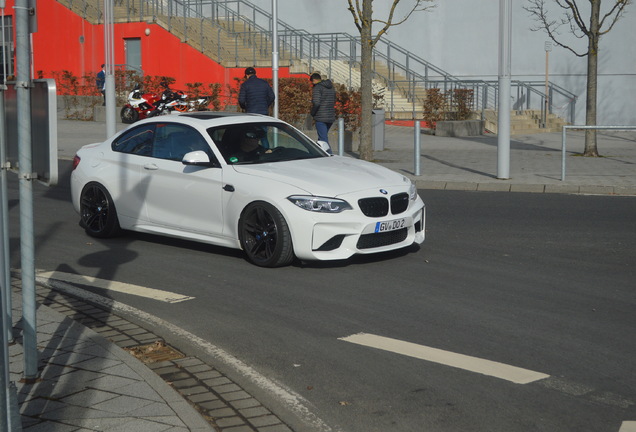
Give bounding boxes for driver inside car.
[229,130,272,163]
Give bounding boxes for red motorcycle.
[120,82,190,124]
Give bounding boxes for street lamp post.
[497,0,512,179]
[543,41,552,128]
[272,0,278,119]
[104,0,116,137]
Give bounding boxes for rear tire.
[120,106,138,124]
[79,182,121,238]
[239,202,294,267]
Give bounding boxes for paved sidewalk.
[8,277,294,431]
[377,125,636,196]
[56,117,636,196]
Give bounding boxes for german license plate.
[375,218,406,233]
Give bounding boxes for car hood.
[232,156,410,196]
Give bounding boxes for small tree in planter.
[335,83,362,132]
[277,77,312,127]
[422,88,445,130]
[207,83,223,111]
[449,88,474,120]
[46,69,102,120]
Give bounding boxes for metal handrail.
[561,125,636,181]
[57,0,577,123]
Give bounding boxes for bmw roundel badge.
[379,189,388,195]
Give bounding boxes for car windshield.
[208,122,327,165]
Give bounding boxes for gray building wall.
[274,0,636,125]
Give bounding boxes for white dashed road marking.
[620,422,636,432]
[339,333,550,384]
[36,270,194,303]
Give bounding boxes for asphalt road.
[6,161,636,431]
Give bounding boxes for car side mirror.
[182,150,216,167]
[316,140,333,155]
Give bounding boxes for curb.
[30,280,299,432]
[413,180,636,196]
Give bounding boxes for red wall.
[6,0,291,90]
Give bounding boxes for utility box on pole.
[3,79,58,186]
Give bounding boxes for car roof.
[131,111,283,129]
[179,111,261,120]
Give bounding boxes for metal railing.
[561,125,636,181]
[57,0,577,123]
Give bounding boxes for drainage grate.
[123,340,185,363]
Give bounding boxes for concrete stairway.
[56,0,568,132]
[299,58,425,118]
[481,110,568,134]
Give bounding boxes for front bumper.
[289,198,426,261]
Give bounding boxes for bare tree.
[525,0,631,156]
[347,0,434,161]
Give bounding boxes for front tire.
[79,182,121,238]
[239,202,294,267]
[120,106,138,124]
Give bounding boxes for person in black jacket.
[310,72,336,146]
[96,64,106,106]
[238,67,275,115]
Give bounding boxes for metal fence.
[561,125,636,181]
[57,0,577,123]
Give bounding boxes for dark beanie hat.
[244,67,256,75]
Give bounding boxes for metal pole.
[338,117,344,156]
[271,0,279,119]
[16,0,37,381]
[414,121,421,176]
[0,2,20,428]
[104,0,116,137]
[0,87,11,432]
[497,0,511,179]
[561,126,567,181]
[544,41,552,128]
[0,0,12,347]
[0,90,8,432]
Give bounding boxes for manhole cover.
[124,340,184,363]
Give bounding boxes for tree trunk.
[358,0,374,161]
[584,0,600,157]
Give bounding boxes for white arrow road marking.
[339,333,550,384]
[36,270,194,303]
[620,422,636,432]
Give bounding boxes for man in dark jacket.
[96,64,106,106]
[238,67,275,115]
[310,72,336,146]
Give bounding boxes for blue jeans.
[315,121,333,144]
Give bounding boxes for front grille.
[357,228,408,249]
[358,197,389,217]
[390,193,409,215]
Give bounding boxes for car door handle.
[223,184,235,192]
[143,163,159,170]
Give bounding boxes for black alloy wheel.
[80,182,121,238]
[120,106,139,124]
[239,201,294,267]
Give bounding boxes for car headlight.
[409,181,418,201]
[288,196,352,213]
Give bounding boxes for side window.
[153,124,216,163]
[171,127,211,161]
[112,124,155,156]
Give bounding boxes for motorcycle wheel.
[174,104,188,112]
[120,106,139,124]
